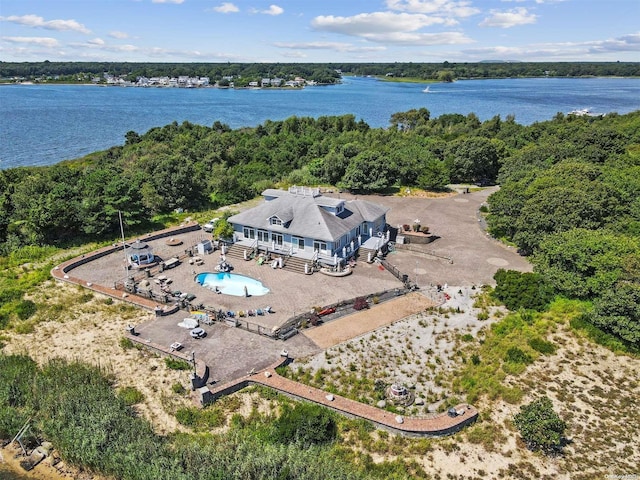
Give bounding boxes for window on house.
[272,233,283,246]
[258,230,269,242]
[270,217,282,226]
[243,227,255,239]
[313,240,327,252]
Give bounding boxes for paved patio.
[59,187,531,384]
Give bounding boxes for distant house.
[227,187,389,266]
[248,81,259,87]
[261,78,271,87]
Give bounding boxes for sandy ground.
[2,281,193,436]
[292,285,505,414]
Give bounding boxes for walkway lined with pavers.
[202,359,478,437]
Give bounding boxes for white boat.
[568,108,591,116]
[422,86,430,93]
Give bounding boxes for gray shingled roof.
[228,192,389,242]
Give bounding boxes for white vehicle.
[202,218,219,232]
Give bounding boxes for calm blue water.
[1,76,639,170]
[196,272,270,297]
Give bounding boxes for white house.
[227,187,389,266]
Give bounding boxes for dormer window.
[269,216,283,226]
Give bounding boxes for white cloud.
[479,7,537,28]
[0,14,91,34]
[273,41,386,52]
[109,31,130,39]
[151,0,185,4]
[311,11,472,46]
[2,36,60,47]
[213,3,239,13]
[461,32,640,60]
[586,32,640,53]
[367,31,473,45]
[281,51,308,58]
[259,5,284,16]
[312,12,448,35]
[251,5,284,15]
[386,0,480,18]
[69,40,140,53]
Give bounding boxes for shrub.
[528,337,556,355]
[119,337,134,350]
[118,386,144,405]
[514,396,566,454]
[493,269,554,311]
[504,347,532,365]
[165,357,191,370]
[271,402,337,446]
[15,299,37,320]
[353,297,369,311]
[175,407,198,427]
[171,382,186,395]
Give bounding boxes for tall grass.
[1,353,426,479]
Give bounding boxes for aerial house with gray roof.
[227,187,390,267]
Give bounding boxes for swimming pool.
[195,272,270,297]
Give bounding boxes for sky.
[1,0,639,63]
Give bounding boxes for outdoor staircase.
[225,244,312,275]
[358,246,379,263]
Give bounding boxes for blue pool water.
[195,272,270,297]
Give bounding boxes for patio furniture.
[170,342,183,351]
[166,238,183,246]
[164,257,180,269]
[190,327,205,339]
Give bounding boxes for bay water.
[1,76,639,170]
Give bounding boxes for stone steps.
[225,244,312,275]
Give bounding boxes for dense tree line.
[0,110,520,250]
[487,111,640,346]
[2,61,639,84]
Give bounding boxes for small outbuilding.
[126,240,155,268]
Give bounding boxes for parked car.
[202,218,219,233]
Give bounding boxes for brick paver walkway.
[203,358,477,437]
